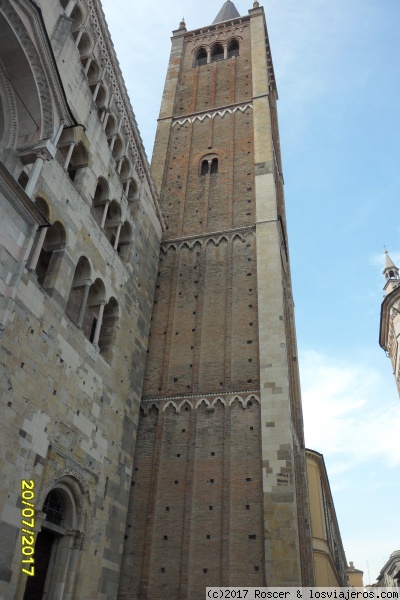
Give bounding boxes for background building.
[379,252,400,397]
[347,562,364,588]
[306,450,348,587]
[375,551,400,588]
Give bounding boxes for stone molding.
[0,59,17,148]
[186,18,250,44]
[87,0,164,224]
[173,103,253,127]
[142,390,260,403]
[161,225,256,248]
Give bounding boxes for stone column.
[223,44,228,59]
[77,280,92,328]
[63,142,76,170]
[24,155,45,198]
[109,135,116,152]
[64,0,75,17]
[84,56,93,76]
[28,227,47,271]
[101,109,109,126]
[75,29,84,48]
[100,201,110,229]
[92,82,101,103]
[113,223,122,250]
[92,301,106,348]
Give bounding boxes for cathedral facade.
[0,1,314,598]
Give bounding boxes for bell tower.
[118,2,314,597]
[380,251,400,397]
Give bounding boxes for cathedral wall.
[0,1,162,598]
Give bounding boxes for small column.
[63,142,76,170]
[77,279,92,328]
[92,301,106,348]
[109,135,117,152]
[84,56,93,76]
[117,158,123,174]
[100,201,110,229]
[64,0,75,17]
[101,109,110,126]
[223,44,228,59]
[113,223,123,250]
[92,82,101,103]
[207,49,211,64]
[124,179,131,197]
[28,227,47,271]
[24,155,45,198]
[75,29,84,48]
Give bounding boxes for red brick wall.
[121,397,265,598]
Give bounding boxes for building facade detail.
[379,251,400,396]
[0,0,326,598]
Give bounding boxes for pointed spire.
[213,0,240,24]
[384,250,397,271]
[383,250,400,294]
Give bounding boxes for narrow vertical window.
[201,160,209,176]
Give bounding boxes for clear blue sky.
[102,0,400,583]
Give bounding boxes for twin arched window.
[66,263,120,359]
[201,156,218,176]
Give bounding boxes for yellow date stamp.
[21,480,35,576]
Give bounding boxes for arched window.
[90,83,107,109]
[211,44,224,62]
[82,278,106,343]
[35,220,66,289]
[66,142,88,182]
[76,32,92,57]
[200,155,219,176]
[104,200,121,246]
[227,39,239,58]
[201,160,209,176]
[86,59,100,84]
[117,222,132,259]
[66,256,91,326]
[119,157,131,180]
[70,5,83,29]
[126,178,138,202]
[0,15,43,147]
[92,176,109,225]
[195,48,208,66]
[99,297,119,361]
[105,114,117,138]
[111,135,123,160]
[211,158,218,174]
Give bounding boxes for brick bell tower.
[118,2,314,597]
